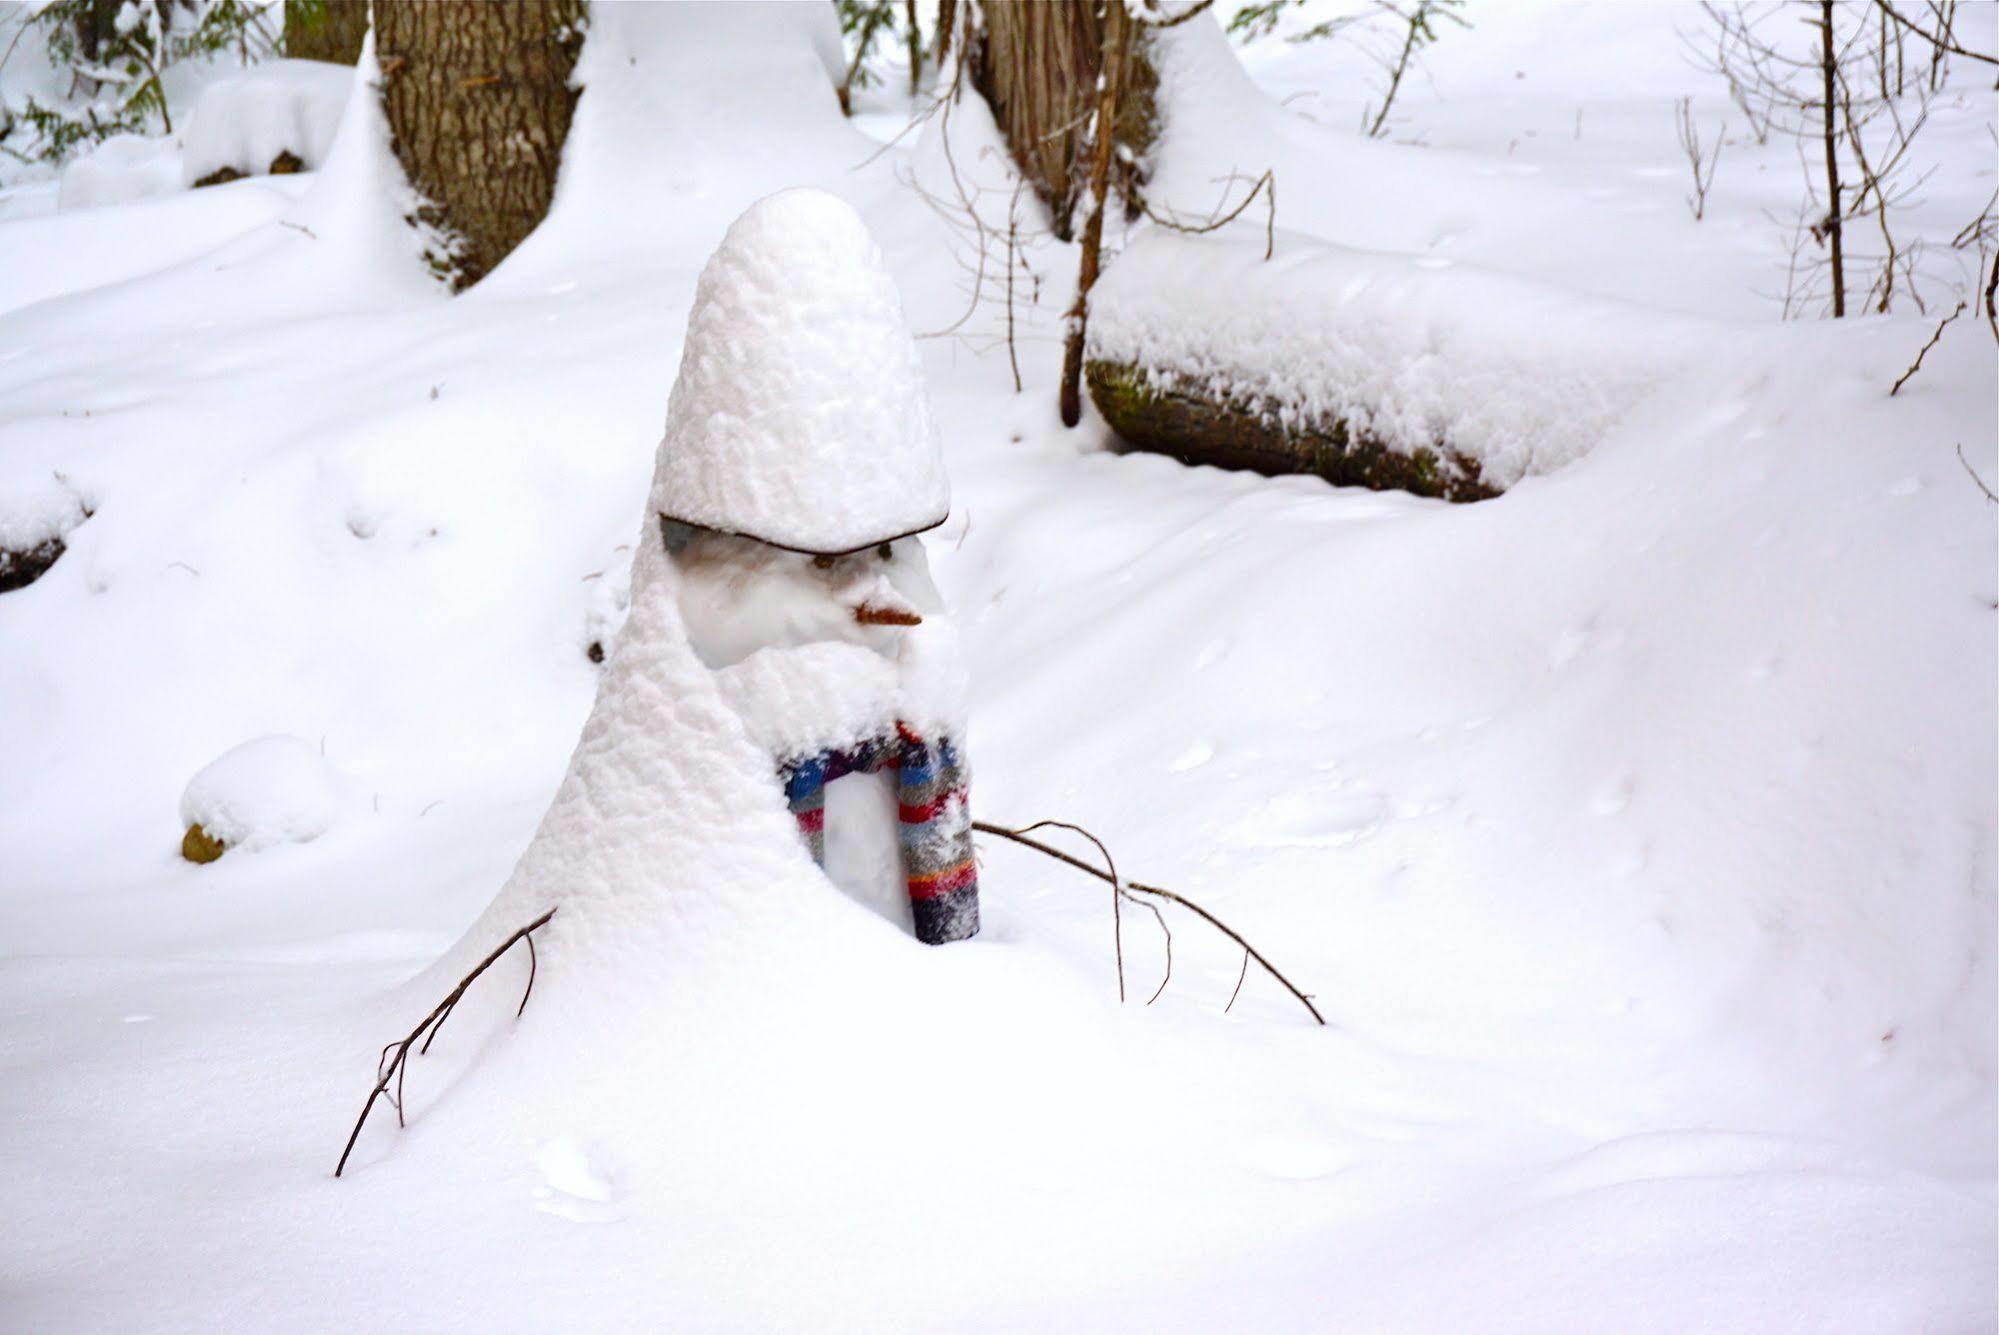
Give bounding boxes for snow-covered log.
[1086,356,1497,502]
[1085,229,1679,499]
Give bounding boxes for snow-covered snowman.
[649,188,978,945]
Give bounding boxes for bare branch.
[334,908,557,1177]
[1875,0,1998,68]
[1142,169,1278,260]
[1957,442,1999,503]
[972,820,1327,1025]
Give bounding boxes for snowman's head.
[660,517,941,669]
[650,188,949,560]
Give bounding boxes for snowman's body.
[664,522,979,943]
[645,187,979,945]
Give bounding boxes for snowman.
[649,188,979,946]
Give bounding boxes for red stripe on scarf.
[907,862,976,899]
[897,787,965,825]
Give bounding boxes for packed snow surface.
[655,187,951,554]
[178,734,344,852]
[56,133,186,211]
[0,2,1992,1332]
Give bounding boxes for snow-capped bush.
[179,735,343,858]
[2,0,280,169]
[181,59,353,186]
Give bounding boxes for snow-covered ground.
[1,3,1992,1331]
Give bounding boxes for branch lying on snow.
[971,819,1326,1026]
[334,908,556,1178]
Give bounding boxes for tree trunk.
[375,0,586,291]
[1057,0,1127,426]
[966,0,1155,240]
[1818,0,1845,318]
[284,0,370,65]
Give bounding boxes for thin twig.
[1013,819,1126,1003]
[334,908,557,1177]
[1134,0,1217,29]
[1142,169,1277,261]
[1875,0,1998,68]
[1223,948,1251,1014]
[972,820,1326,1025]
[1890,298,1966,393]
[1957,443,1999,503]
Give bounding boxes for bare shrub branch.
[334,908,556,1178]
[972,819,1326,1025]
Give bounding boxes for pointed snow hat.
[652,188,950,556]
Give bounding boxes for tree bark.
[284,0,369,65]
[375,0,586,291]
[966,0,1155,240]
[1086,359,1499,503]
[1058,0,1128,427]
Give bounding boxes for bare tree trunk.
[1819,0,1847,317]
[375,0,586,292]
[905,0,923,94]
[967,0,1155,240]
[934,0,958,66]
[285,0,369,65]
[1058,0,1128,427]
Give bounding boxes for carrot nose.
[854,603,922,627]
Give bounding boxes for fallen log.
[1086,358,1498,503]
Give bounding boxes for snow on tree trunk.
[965,0,1156,240]
[284,0,370,66]
[374,0,586,291]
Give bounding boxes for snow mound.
[1089,229,1683,488]
[0,471,88,552]
[178,735,342,852]
[181,60,354,185]
[654,187,949,554]
[56,134,184,212]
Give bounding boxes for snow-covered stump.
[1086,357,1498,502]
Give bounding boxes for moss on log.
[1086,359,1499,504]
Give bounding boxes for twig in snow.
[1674,96,1724,222]
[971,819,1326,1025]
[1008,818,1127,1002]
[1956,443,1999,504]
[278,220,318,240]
[334,908,556,1177]
[1890,298,1966,394]
[1223,948,1251,1014]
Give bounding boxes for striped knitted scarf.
[779,722,979,945]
